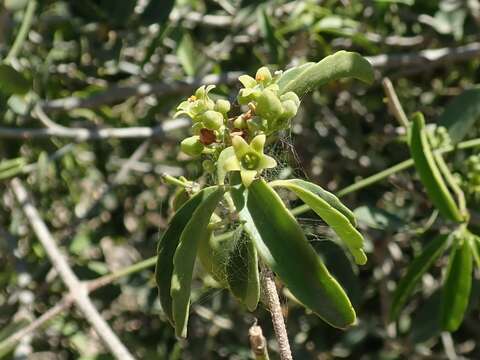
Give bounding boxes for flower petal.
[259,155,277,169]
[232,136,251,159]
[241,170,257,187]
[223,156,241,172]
[239,75,257,88]
[250,134,266,154]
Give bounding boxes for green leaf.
[257,7,283,64]
[409,112,464,222]
[353,205,405,231]
[197,230,230,286]
[438,86,480,144]
[313,241,361,307]
[155,186,220,327]
[0,64,30,95]
[270,179,366,265]
[277,51,374,96]
[390,234,450,321]
[441,237,472,332]
[171,187,225,337]
[0,157,26,180]
[232,179,356,329]
[225,231,260,311]
[141,0,175,26]
[177,33,201,77]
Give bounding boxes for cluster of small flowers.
[428,125,451,149]
[174,66,303,186]
[235,67,300,134]
[462,155,480,202]
[176,85,231,157]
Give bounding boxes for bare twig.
[441,332,458,360]
[41,72,241,112]
[0,257,157,354]
[10,178,135,360]
[260,267,292,360]
[0,118,189,140]
[249,323,270,360]
[367,42,480,70]
[0,298,72,355]
[381,77,409,128]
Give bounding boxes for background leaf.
[438,86,480,144]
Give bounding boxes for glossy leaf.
[438,86,480,143]
[232,179,356,328]
[0,64,30,95]
[441,238,472,332]
[225,231,260,311]
[390,234,450,321]
[277,51,374,96]
[155,187,219,326]
[409,112,464,222]
[270,179,366,265]
[171,187,225,337]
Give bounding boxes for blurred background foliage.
[0,0,480,359]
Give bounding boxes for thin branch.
[41,72,241,112]
[4,0,37,63]
[260,266,292,360]
[381,78,409,128]
[34,43,480,114]
[290,136,480,216]
[366,42,480,70]
[0,118,189,140]
[0,257,157,354]
[0,298,72,355]
[10,178,135,360]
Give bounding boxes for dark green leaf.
[0,64,30,95]
[409,112,464,222]
[232,179,356,329]
[171,187,225,337]
[353,205,405,231]
[438,86,480,143]
[441,237,472,332]
[141,0,175,26]
[155,186,220,327]
[270,179,366,265]
[390,234,450,321]
[277,51,374,96]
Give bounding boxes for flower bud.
[199,110,224,130]
[255,67,272,84]
[238,88,261,105]
[233,116,247,129]
[281,100,298,119]
[280,91,300,107]
[181,136,204,156]
[214,99,231,114]
[255,89,283,121]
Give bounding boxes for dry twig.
[10,178,135,360]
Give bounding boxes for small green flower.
[224,134,277,187]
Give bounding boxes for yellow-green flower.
[224,134,277,187]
